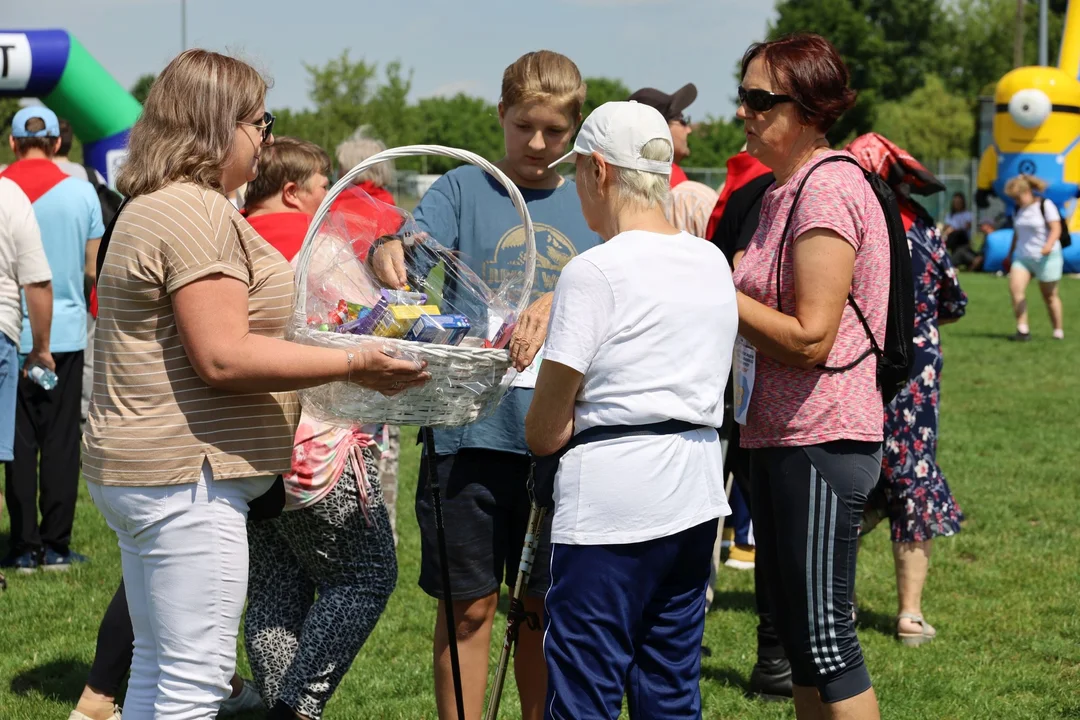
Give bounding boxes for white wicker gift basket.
[287,145,536,427]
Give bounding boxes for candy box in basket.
[372,304,444,338]
[405,314,471,345]
[337,298,388,335]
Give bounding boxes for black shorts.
[416,448,552,601]
[748,440,882,703]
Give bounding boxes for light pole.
[1039,0,1049,66]
[1012,0,1025,68]
[181,0,187,52]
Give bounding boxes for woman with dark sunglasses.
[729,33,887,720]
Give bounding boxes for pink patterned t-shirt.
[732,150,890,448]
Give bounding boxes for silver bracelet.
[344,350,355,382]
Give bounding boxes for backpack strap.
[773,154,881,370]
[95,197,131,283]
[1037,196,1057,224]
[820,299,879,371]
[84,163,101,188]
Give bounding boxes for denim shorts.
[0,335,17,462]
[415,448,552,601]
[1014,248,1064,283]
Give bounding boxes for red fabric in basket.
[329,182,402,261]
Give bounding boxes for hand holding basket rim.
[355,347,431,396]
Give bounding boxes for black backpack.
[84,163,125,227]
[1036,197,1072,248]
[775,155,915,405]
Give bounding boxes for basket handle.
[292,145,537,322]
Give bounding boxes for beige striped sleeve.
[155,185,251,294]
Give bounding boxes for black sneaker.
[748,657,793,701]
[1,550,40,574]
[41,548,89,572]
[1011,331,1032,342]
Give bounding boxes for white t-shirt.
[0,178,52,348]
[944,210,972,232]
[54,159,107,186]
[1014,198,1061,258]
[543,230,737,545]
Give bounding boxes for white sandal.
[896,612,937,647]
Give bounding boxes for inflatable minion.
[978,1,1080,272]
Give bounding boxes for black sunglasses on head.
[239,111,276,142]
[738,86,795,113]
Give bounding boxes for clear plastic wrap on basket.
[288,156,535,427]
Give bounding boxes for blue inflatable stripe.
[983,229,1080,274]
[22,29,69,97]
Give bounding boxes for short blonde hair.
[244,137,331,209]
[501,50,587,119]
[1004,173,1049,200]
[117,49,269,198]
[336,127,393,187]
[611,138,674,209]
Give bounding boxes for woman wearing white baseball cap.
[526,101,737,718]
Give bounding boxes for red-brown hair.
[740,33,857,133]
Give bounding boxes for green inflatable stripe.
[43,35,142,143]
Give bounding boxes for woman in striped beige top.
[82,49,428,720]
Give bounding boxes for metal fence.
[395,158,1002,226]
[682,167,729,189]
[687,158,1002,226]
[924,158,976,223]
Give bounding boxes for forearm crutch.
[708,434,735,609]
[484,467,548,720]
[423,426,466,720]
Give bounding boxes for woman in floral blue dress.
[847,134,968,647]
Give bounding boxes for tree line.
[258,0,1066,173]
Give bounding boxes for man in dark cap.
[629,83,697,187]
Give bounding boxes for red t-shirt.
[670,164,688,188]
[706,152,772,241]
[732,150,890,448]
[245,212,314,263]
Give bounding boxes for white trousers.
[89,462,273,720]
[81,316,94,421]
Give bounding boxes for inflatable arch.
[0,29,141,187]
[977,1,1080,273]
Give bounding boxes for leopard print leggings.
[245,450,397,719]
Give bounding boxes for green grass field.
[2,273,1080,719]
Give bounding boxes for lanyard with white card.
[732,335,756,425]
[510,344,544,389]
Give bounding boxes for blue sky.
[5,0,774,120]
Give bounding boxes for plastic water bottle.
[27,363,59,390]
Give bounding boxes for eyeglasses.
[738,86,794,113]
[671,115,691,127]
[238,111,276,142]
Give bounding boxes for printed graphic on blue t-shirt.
[20,177,104,352]
[482,223,584,300]
[412,165,601,456]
